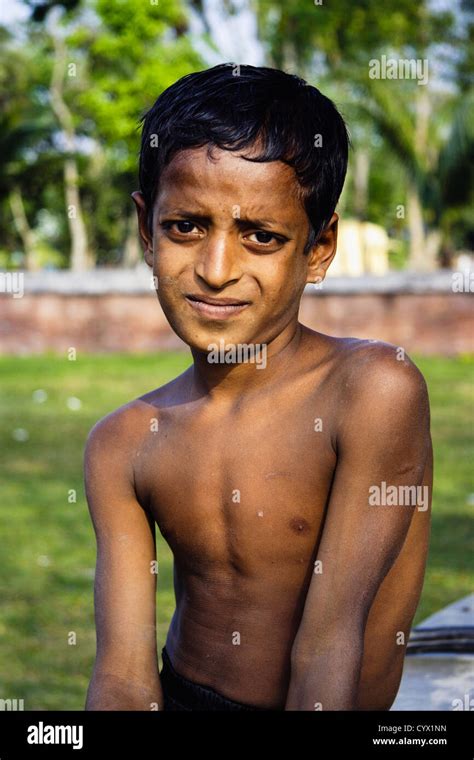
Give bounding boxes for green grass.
[0,352,472,709]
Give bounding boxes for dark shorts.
[159,646,270,711]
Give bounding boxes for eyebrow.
[159,209,293,234]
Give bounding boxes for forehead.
[155,146,306,223]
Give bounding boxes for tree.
[48,10,92,270]
[254,0,467,270]
[0,25,62,269]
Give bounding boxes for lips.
[184,293,250,319]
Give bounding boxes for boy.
[84,64,432,711]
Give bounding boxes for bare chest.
[134,395,337,573]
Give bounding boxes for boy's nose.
[195,233,241,288]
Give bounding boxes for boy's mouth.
[184,293,250,319]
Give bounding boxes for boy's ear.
[131,191,153,267]
[306,213,339,285]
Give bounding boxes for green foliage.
[256,0,450,71]
[0,0,203,267]
[71,0,202,171]
[255,0,473,256]
[0,0,472,265]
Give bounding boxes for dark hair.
[138,63,350,252]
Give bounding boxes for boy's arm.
[285,349,432,710]
[84,411,164,711]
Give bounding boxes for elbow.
[291,620,365,670]
[85,671,163,711]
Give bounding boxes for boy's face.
[133,145,337,353]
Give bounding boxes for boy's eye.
[161,221,283,247]
[166,221,198,234]
[247,231,278,245]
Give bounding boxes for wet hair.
[138,63,350,252]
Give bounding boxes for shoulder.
[307,331,428,401]
[85,398,147,458]
[302,330,429,415]
[85,369,189,456]
[344,338,428,403]
[333,338,430,438]
[84,396,162,487]
[84,366,192,471]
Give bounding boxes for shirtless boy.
[84,64,432,711]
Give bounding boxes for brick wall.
[0,270,472,355]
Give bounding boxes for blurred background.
[0,0,472,709]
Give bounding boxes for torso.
[131,327,432,709]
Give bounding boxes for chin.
[168,317,255,354]
[160,296,267,351]
[186,327,253,353]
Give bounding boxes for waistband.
[160,646,268,711]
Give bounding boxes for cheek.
[154,246,186,286]
[257,253,305,302]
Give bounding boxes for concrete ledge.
[305,270,466,295]
[0,269,472,355]
[1,267,469,295]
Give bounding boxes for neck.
[189,320,303,402]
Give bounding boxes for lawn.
[0,352,472,709]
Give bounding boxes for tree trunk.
[353,148,370,221]
[407,184,427,271]
[64,157,91,271]
[407,88,438,271]
[49,21,92,271]
[9,186,40,270]
[123,209,141,267]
